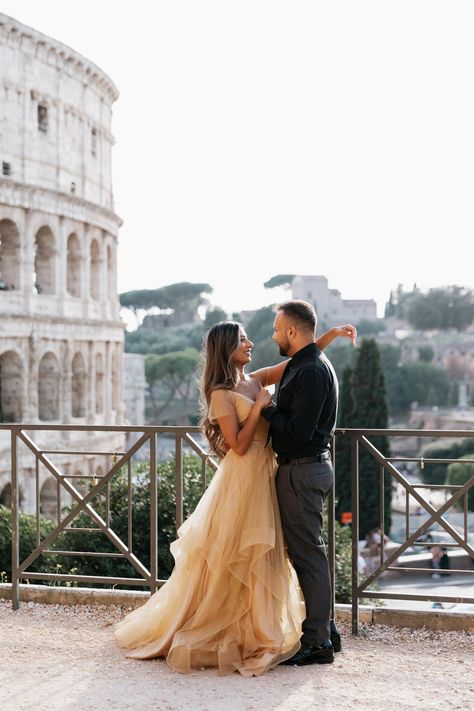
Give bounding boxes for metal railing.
[4,424,474,633]
[6,424,218,609]
[337,428,474,633]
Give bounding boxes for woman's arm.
[315,324,357,351]
[251,360,290,388]
[251,324,357,387]
[216,389,272,456]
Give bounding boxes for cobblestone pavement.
[2,600,473,711]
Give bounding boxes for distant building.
[123,353,146,426]
[291,275,377,323]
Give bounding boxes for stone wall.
[291,274,377,323]
[0,13,125,518]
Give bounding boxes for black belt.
[277,452,331,466]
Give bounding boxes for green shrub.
[58,455,213,584]
[446,455,474,511]
[1,456,354,602]
[421,439,474,485]
[0,505,68,582]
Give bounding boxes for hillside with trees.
[121,280,474,425]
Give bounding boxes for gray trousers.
[276,460,334,646]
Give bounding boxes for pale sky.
[3,1,474,317]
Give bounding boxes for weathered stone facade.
[291,275,378,323]
[0,13,125,516]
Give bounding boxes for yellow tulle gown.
[115,390,303,676]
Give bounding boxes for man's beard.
[278,341,290,357]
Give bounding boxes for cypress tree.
[350,339,392,539]
[335,366,355,522]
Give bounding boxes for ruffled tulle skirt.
[115,441,303,676]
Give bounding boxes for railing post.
[328,437,336,622]
[149,431,158,593]
[11,428,19,610]
[351,435,359,635]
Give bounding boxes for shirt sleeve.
[209,389,236,423]
[261,368,327,442]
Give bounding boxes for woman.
[115,320,354,676]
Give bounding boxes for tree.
[446,456,474,511]
[335,367,355,523]
[420,439,474,485]
[399,362,449,408]
[145,348,200,422]
[349,339,392,538]
[355,319,386,336]
[204,306,228,329]
[405,286,474,331]
[263,274,295,290]
[120,282,213,327]
[418,345,435,363]
[384,283,417,319]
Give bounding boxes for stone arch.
[0,483,24,508]
[34,225,56,294]
[38,352,60,421]
[0,350,23,422]
[95,353,104,414]
[71,352,86,417]
[0,218,21,290]
[0,482,12,507]
[66,233,82,297]
[40,477,57,519]
[90,239,100,300]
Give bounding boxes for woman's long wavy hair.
[199,321,241,458]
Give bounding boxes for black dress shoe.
[280,641,334,666]
[330,619,342,653]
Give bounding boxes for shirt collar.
[290,342,319,365]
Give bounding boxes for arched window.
[95,353,104,414]
[107,245,114,300]
[33,226,56,294]
[0,483,12,507]
[66,233,82,297]
[90,239,100,300]
[38,352,60,421]
[0,351,22,422]
[0,483,24,508]
[0,219,21,290]
[71,352,86,417]
[40,478,57,519]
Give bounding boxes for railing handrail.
[336,428,474,634]
[4,422,474,630]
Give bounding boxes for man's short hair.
[276,300,317,334]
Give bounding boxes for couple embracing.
[115,300,356,676]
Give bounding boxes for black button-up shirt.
[261,342,338,457]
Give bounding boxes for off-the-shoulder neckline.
[231,391,255,403]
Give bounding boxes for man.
[261,300,350,666]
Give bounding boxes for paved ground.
[2,600,473,711]
[378,572,474,613]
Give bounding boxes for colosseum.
[0,13,126,517]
